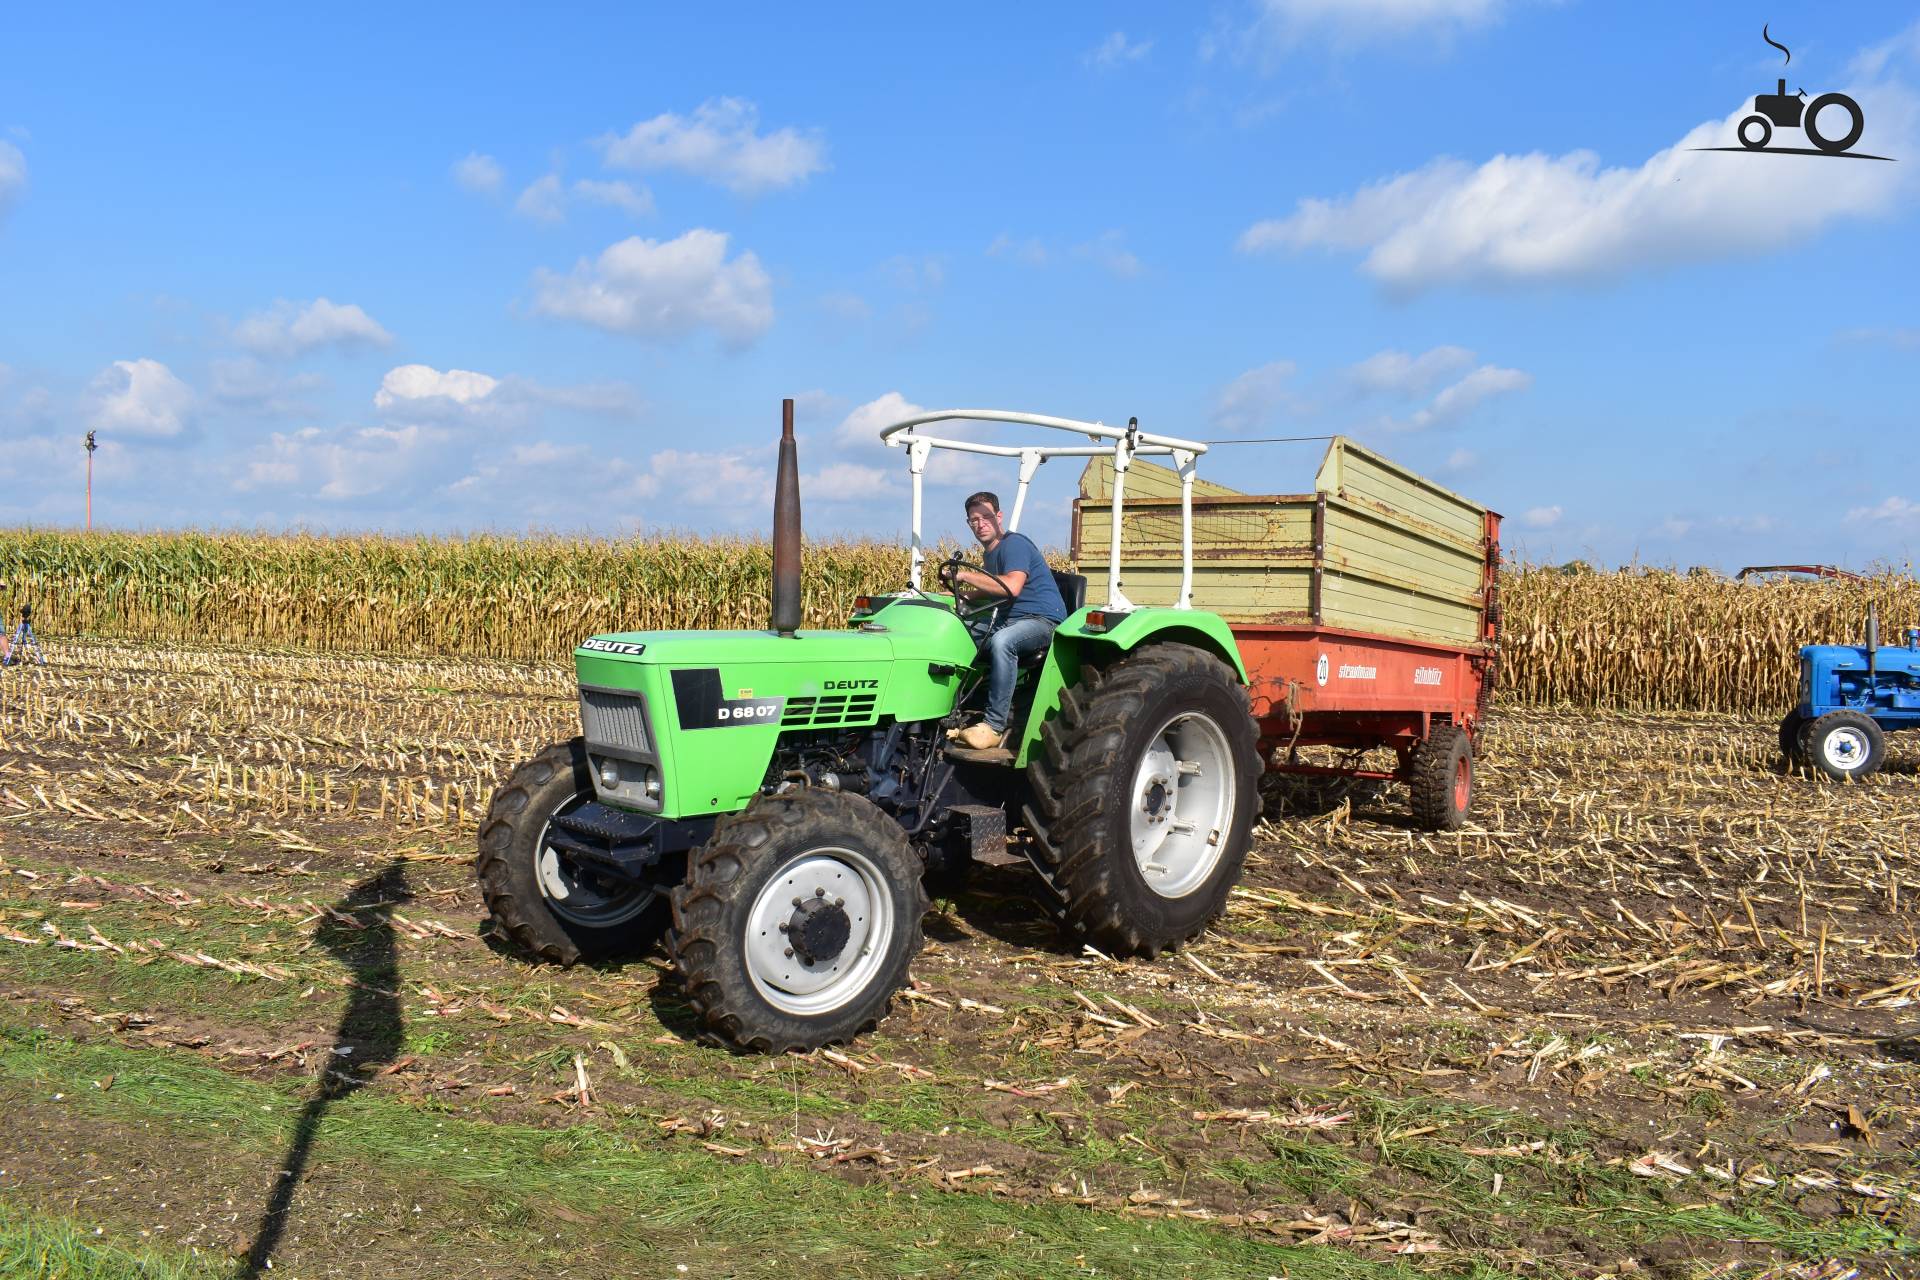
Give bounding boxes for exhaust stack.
[771,397,802,637]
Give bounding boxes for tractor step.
[944,744,1016,766]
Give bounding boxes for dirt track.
[0,639,1916,1277]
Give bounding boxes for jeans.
[970,615,1057,732]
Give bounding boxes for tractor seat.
[1012,572,1089,669]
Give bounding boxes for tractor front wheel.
[477,738,671,965]
[1025,644,1260,957]
[1804,710,1884,782]
[668,790,927,1053]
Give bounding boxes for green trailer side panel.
[1078,456,1244,501]
[1314,436,1488,547]
[1073,441,1494,647]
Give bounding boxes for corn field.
[4,529,1915,714]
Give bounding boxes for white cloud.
[1404,364,1530,429]
[514,174,567,224]
[1238,0,1511,55]
[1213,360,1299,431]
[836,392,925,452]
[1441,447,1477,474]
[572,178,654,217]
[1848,495,1920,527]
[87,359,192,439]
[235,298,393,357]
[804,461,895,503]
[509,440,589,467]
[0,141,24,218]
[1074,230,1143,278]
[598,98,826,195]
[516,175,656,224]
[531,229,774,347]
[986,233,1048,266]
[1344,346,1474,396]
[1239,84,1917,292]
[209,357,325,413]
[1086,31,1152,69]
[452,152,504,196]
[374,364,499,411]
[629,448,773,510]
[1836,326,1920,350]
[238,423,449,501]
[1520,504,1562,529]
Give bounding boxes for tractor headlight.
[598,759,621,790]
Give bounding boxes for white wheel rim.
[1128,711,1236,899]
[745,847,894,1016]
[534,811,656,929]
[1821,727,1869,772]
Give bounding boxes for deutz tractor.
[478,403,1260,1053]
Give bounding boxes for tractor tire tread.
[1023,644,1259,957]
[1408,724,1472,832]
[667,791,927,1054]
[476,738,665,967]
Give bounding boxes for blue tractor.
[1780,606,1920,781]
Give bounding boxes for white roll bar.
[879,410,1208,611]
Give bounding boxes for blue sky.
[3,2,1918,570]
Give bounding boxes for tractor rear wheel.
[668,790,927,1053]
[477,738,671,965]
[1778,711,1808,767]
[1804,710,1884,781]
[1024,644,1260,957]
[1409,724,1474,831]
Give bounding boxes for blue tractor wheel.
[1804,710,1885,782]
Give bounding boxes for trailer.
[1073,437,1501,828]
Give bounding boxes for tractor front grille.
[781,694,879,729]
[580,687,652,755]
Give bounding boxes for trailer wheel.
[1804,710,1884,782]
[1777,711,1808,768]
[1409,724,1473,831]
[1025,644,1260,957]
[667,790,927,1054]
[477,738,670,966]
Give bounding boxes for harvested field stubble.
[6,528,1918,711]
[1,637,1916,1277]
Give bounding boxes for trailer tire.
[1804,710,1884,782]
[1025,644,1260,958]
[477,738,670,966]
[1777,711,1808,768]
[667,790,927,1054]
[1409,724,1473,832]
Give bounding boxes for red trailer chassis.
[1233,510,1501,823]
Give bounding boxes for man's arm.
[955,567,1026,600]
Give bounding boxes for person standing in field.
[945,491,1066,750]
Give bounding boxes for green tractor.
[478,403,1260,1053]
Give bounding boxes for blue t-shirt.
[984,532,1066,623]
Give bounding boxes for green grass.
[0,1019,1445,1280]
[0,1204,229,1279]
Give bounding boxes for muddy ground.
[0,639,1915,1278]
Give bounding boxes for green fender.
[1013,608,1249,768]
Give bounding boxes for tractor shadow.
[239,862,410,1279]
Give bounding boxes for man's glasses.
[966,513,997,528]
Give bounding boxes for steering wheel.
[938,554,1016,620]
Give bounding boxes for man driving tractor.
[942,490,1067,750]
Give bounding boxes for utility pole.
[85,431,97,531]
